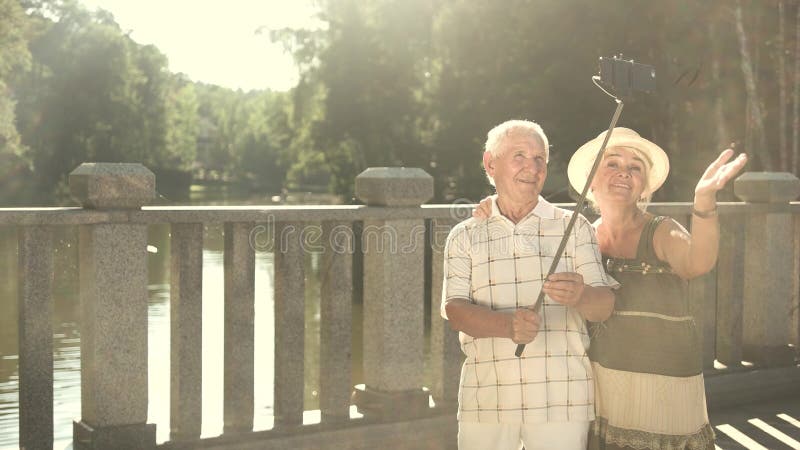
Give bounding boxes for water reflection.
[0,222,344,448]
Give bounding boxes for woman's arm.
[654,149,747,279]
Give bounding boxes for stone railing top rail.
[0,201,797,226]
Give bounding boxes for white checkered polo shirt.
[441,196,618,424]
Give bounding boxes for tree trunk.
[735,1,770,170]
[710,21,729,150]
[778,1,789,171]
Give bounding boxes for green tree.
[194,83,243,179]
[163,75,199,170]
[279,0,799,202]
[4,0,796,205]
[194,85,294,192]
[277,0,437,199]
[230,91,293,192]
[13,1,194,202]
[0,0,33,202]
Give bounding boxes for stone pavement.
[711,394,800,449]
[40,394,800,450]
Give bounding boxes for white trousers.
[458,421,590,450]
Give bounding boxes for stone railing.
[4,163,800,450]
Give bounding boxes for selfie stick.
[514,91,624,358]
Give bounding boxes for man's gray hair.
[484,119,549,186]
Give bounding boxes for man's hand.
[510,308,540,344]
[542,272,585,307]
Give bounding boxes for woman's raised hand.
[695,149,748,199]
[472,196,493,219]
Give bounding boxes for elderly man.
[441,119,618,450]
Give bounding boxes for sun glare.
[79,0,321,91]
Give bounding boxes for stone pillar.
[734,172,800,367]
[69,163,157,449]
[351,167,433,420]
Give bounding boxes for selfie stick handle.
[515,99,624,358]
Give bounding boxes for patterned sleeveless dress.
[588,216,715,450]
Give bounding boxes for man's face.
[483,133,548,202]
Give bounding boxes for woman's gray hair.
[483,120,549,186]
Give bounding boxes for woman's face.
[590,146,649,207]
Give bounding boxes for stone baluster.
[223,222,256,433]
[69,163,157,448]
[734,172,800,367]
[18,226,54,450]
[794,213,800,352]
[274,221,306,427]
[429,217,462,410]
[351,167,433,419]
[170,223,204,440]
[686,211,717,372]
[319,220,354,423]
[716,213,746,367]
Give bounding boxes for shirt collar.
[490,194,556,221]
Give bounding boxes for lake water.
[0,221,366,448]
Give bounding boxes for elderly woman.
[570,127,746,449]
[474,127,747,449]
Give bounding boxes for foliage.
[193,84,292,192]
[0,0,33,200]
[1,0,798,205]
[278,0,800,203]
[275,0,437,200]
[7,1,201,202]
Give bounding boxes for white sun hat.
[568,127,670,202]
